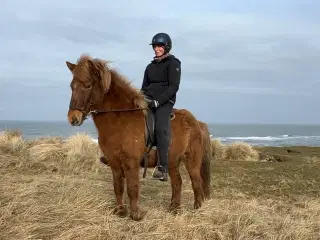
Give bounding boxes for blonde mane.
[109,68,148,110]
[75,54,147,111]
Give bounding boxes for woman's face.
[153,44,165,57]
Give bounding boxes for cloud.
[0,0,319,123]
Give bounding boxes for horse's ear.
[66,61,76,72]
[87,59,94,68]
[87,59,98,74]
[87,59,103,78]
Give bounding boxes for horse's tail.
[199,121,212,199]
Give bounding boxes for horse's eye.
[84,84,92,89]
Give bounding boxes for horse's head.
[66,54,111,126]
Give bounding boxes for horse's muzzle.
[70,116,80,126]
[68,109,85,126]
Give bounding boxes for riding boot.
[152,149,168,181]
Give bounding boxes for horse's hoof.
[194,201,202,209]
[100,156,109,166]
[169,203,181,215]
[113,206,128,217]
[130,210,145,221]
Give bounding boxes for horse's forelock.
[72,54,109,83]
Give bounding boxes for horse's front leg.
[124,163,144,221]
[111,166,127,217]
[168,165,182,213]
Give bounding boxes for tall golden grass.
[1,129,319,239]
[210,138,260,162]
[0,130,102,174]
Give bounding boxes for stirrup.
[151,166,168,181]
[151,166,160,178]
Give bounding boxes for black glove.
[148,100,160,110]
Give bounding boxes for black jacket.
[141,54,181,106]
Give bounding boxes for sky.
[0,0,319,124]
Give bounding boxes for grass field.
[1,130,319,239]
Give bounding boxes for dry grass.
[1,130,320,240]
[210,138,260,161]
[0,129,26,153]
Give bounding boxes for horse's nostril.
[71,117,78,125]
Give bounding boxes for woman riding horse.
[140,32,182,182]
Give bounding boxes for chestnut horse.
[66,54,212,221]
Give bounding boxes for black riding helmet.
[149,33,172,53]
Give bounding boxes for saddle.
[144,107,175,150]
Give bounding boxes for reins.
[88,107,147,114]
[87,107,147,115]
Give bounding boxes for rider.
[140,32,182,181]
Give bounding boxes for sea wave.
[217,135,320,146]
[219,135,320,141]
[89,135,320,146]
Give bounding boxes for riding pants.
[154,101,174,172]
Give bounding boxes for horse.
[65,54,212,221]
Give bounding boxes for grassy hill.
[1,130,319,239]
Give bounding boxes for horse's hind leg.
[111,166,127,217]
[184,151,205,209]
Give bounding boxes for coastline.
[2,120,320,147]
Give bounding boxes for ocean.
[1,120,320,147]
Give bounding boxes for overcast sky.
[0,0,319,124]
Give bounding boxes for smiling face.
[65,56,111,126]
[153,44,165,57]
